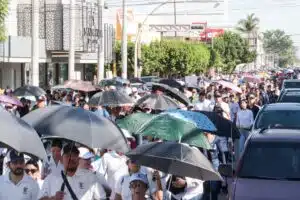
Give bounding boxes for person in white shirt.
[0,150,39,200]
[236,98,254,158]
[94,150,128,200]
[38,144,103,200]
[114,159,159,200]
[42,139,64,179]
[25,159,44,189]
[77,147,111,199]
[194,91,213,111]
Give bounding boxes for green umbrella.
[138,113,212,149]
[116,112,155,134]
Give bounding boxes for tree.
[0,0,9,41]
[236,13,260,39]
[141,40,210,77]
[213,31,256,73]
[263,29,296,67]
[114,41,135,77]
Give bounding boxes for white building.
[0,0,114,89]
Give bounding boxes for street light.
[133,0,222,78]
[134,0,174,78]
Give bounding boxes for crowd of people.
[0,70,292,200]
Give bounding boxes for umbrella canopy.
[0,95,23,107]
[165,110,217,132]
[13,85,46,97]
[134,93,180,111]
[243,75,261,84]
[159,79,184,91]
[64,80,97,92]
[0,108,47,160]
[127,141,222,181]
[151,83,190,106]
[196,111,240,139]
[88,92,102,106]
[214,80,242,93]
[89,90,134,107]
[22,105,129,153]
[116,112,155,134]
[137,112,215,149]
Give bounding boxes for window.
[254,110,300,129]
[238,142,300,180]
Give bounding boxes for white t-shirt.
[42,156,64,178]
[0,173,39,200]
[194,99,213,111]
[38,170,102,200]
[94,152,128,200]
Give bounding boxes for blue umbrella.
[164,109,217,132]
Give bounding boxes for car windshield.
[238,142,300,180]
[279,94,300,103]
[254,110,300,129]
[284,82,300,89]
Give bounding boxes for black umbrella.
[0,108,47,159]
[159,79,184,91]
[195,111,240,139]
[22,105,129,153]
[134,93,180,110]
[13,85,46,97]
[151,83,191,106]
[89,90,134,107]
[127,141,222,181]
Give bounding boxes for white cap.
[78,147,94,160]
[129,172,149,185]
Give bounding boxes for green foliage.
[263,29,296,67]
[142,40,210,77]
[114,41,135,76]
[0,0,8,41]
[213,31,257,73]
[236,13,260,35]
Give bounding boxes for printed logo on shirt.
[23,187,28,195]
[79,182,84,189]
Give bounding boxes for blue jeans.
[238,129,250,154]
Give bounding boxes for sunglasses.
[25,169,38,174]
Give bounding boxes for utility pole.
[97,0,105,83]
[121,0,127,79]
[68,0,75,80]
[173,0,177,37]
[31,0,39,86]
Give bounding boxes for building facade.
[0,0,115,89]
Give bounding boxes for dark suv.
[278,88,300,103]
[251,103,300,131]
[219,129,300,200]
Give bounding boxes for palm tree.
[237,13,260,40]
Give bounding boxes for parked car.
[251,103,300,131]
[219,129,300,200]
[278,88,300,103]
[281,79,300,90]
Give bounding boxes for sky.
[105,0,300,56]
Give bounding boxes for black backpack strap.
[60,171,79,200]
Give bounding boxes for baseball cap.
[7,150,25,163]
[129,172,149,185]
[78,147,94,160]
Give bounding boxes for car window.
[284,82,300,89]
[279,93,300,103]
[238,142,300,180]
[254,110,300,129]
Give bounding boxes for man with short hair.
[39,144,103,200]
[0,150,39,200]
